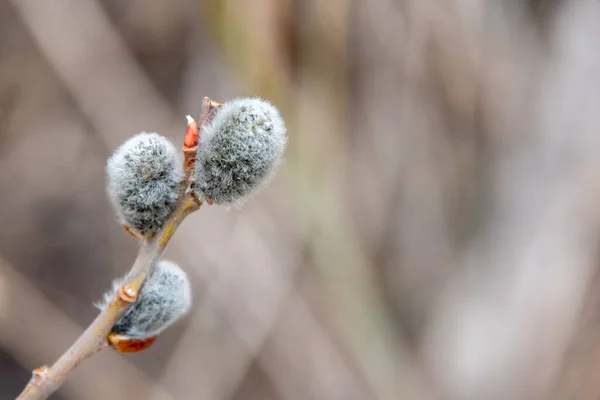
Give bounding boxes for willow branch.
[16,97,221,400]
[16,196,200,400]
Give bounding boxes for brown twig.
[16,196,200,400]
[16,97,222,400]
[183,97,222,182]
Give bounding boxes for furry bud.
[99,260,192,339]
[192,97,287,205]
[106,133,183,235]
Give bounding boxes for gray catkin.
[192,97,287,205]
[99,260,192,339]
[106,132,183,235]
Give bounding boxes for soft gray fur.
[192,97,287,205]
[106,132,183,235]
[99,260,192,339]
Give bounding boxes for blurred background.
[1,0,600,399]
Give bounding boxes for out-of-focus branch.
[9,0,175,150]
[199,1,431,398]
[257,289,374,400]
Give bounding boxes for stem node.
[31,366,50,385]
[118,285,138,303]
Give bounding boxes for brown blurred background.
[2,0,600,399]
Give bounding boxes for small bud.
[98,260,192,339]
[106,133,183,235]
[192,97,287,205]
[107,333,158,353]
[31,366,50,383]
[183,115,199,149]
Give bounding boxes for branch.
[16,196,200,400]
[0,256,175,400]
[15,97,221,400]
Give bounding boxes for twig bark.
[16,196,200,400]
[15,97,221,400]
[0,256,175,400]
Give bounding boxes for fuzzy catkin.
[192,97,287,205]
[99,260,192,339]
[106,132,183,235]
